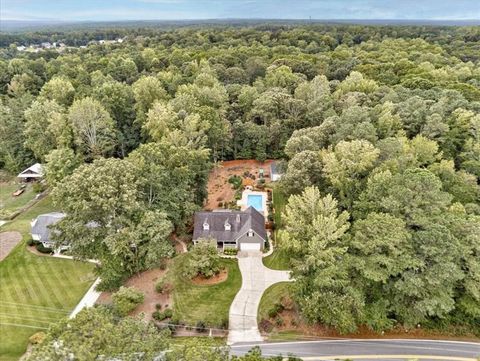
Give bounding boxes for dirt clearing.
[205,159,274,210]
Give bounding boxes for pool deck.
[237,189,268,218]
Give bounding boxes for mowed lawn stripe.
[0,194,95,361]
[35,257,73,309]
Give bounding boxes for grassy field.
[167,255,241,328]
[0,196,95,361]
[257,282,292,323]
[0,182,36,219]
[263,187,291,270]
[1,196,54,235]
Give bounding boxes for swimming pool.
[247,194,263,211]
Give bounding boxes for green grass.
[0,196,96,361]
[167,255,241,328]
[0,183,36,219]
[1,196,54,235]
[272,188,287,229]
[258,282,292,323]
[263,247,291,270]
[264,187,292,270]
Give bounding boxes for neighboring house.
[18,163,43,182]
[193,206,267,251]
[270,161,284,182]
[31,212,68,252]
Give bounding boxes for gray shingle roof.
[193,206,266,242]
[31,212,65,242]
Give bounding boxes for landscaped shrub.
[155,279,165,293]
[29,332,46,345]
[228,175,242,189]
[183,240,222,279]
[268,303,284,318]
[27,238,40,247]
[163,308,173,318]
[35,243,52,254]
[275,316,284,326]
[223,248,238,256]
[152,310,166,321]
[259,319,274,333]
[112,286,144,316]
[219,318,229,329]
[196,320,207,332]
[155,303,162,310]
[32,182,45,194]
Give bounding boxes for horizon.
[2,0,479,22]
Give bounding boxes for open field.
[0,182,36,220]
[0,196,95,361]
[167,255,241,328]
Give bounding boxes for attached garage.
[240,242,261,251]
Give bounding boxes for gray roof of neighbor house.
[31,212,65,242]
[193,206,266,243]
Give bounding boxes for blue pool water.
[247,194,263,211]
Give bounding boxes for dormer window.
[247,229,254,237]
[224,220,231,231]
[203,220,209,231]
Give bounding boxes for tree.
[183,240,222,279]
[281,187,359,332]
[128,141,210,228]
[111,286,144,316]
[281,150,324,194]
[321,140,380,209]
[0,96,34,172]
[23,99,68,161]
[44,148,81,186]
[27,307,170,361]
[68,97,116,158]
[93,81,139,156]
[132,76,168,123]
[52,158,174,289]
[39,77,75,107]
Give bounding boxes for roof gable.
[193,207,266,243]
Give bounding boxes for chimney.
[224,219,231,231]
[203,218,209,231]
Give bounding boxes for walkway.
[228,251,291,344]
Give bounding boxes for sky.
[1,0,479,22]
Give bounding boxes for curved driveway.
[230,339,480,360]
[228,251,291,344]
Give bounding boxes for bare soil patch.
[191,268,228,285]
[96,268,171,320]
[205,159,274,210]
[0,231,22,261]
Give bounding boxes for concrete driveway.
[228,251,291,344]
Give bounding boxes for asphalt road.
[230,339,480,360]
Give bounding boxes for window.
[247,230,254,237]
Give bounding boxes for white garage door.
[240,243,261,251]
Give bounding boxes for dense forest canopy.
[0,23,479,334]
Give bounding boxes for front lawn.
[0,196,96,361]
[167,255,241,328]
